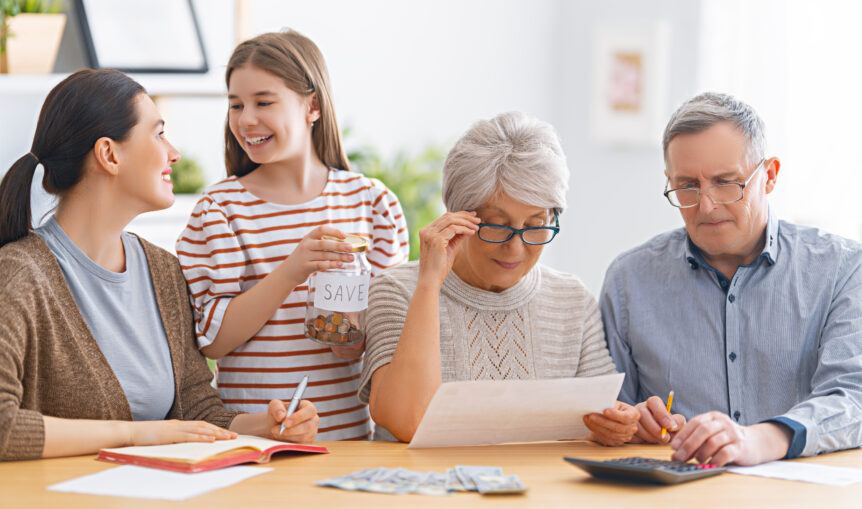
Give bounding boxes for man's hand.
[632,395,686,443]
[670,412,792,466]
[584,401,640,446]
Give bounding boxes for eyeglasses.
[477,209,560,245]
[663,159,765,208]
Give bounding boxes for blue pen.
[279,375,309,435]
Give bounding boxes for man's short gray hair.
[442,111,569,213]
[662,92,766,166]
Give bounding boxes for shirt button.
[733,410,741,421]
[720,280,729,289]
[729,352,737,362]
[728,294,736,303]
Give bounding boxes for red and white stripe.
[177,170,409,440]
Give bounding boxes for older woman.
[357,112,640,444]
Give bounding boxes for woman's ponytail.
[0,69,144,250]
[0,153,39,248]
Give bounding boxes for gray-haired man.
[601,92,862,465]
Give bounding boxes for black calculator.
[564,456,726,485]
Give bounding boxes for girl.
[177,30,409,441]
[0,69,318,461]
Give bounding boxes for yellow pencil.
[660,390,675,440]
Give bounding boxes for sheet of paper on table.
[47,465,272,501]
[727,461,862,486]
[408,373,625,448]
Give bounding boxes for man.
[599,92,862,466]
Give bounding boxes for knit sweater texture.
[358,261,617,410]
[0,234,240,460]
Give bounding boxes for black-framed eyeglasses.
[663,159,765,208]
[477,209,560,245]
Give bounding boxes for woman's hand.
[267,399,319,444]
[583,401,640,446]
[417,211,481,288]
[127,420,237,446]
[281,226,356,287]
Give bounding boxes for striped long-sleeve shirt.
[177,170,409,440]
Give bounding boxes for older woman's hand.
[417,211,481,288]
[583,401,640,446]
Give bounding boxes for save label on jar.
[313,272,370,312]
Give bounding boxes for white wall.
[247,0,561,155]
[543,0,700,292]
[243,0,700,293]
[0,0,721,294]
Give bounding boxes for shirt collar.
[683,207,779,270]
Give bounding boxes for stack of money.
[316,466,526,495]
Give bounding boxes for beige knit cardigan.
[0,234,240,460]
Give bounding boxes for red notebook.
[97,435,328,473]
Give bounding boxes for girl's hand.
[282,226,356,286]
[268,399,319,444]
[417,211,481,288]
[127,420,236,446]
[583,401,641,446]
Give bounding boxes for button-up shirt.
[600,210,862,457]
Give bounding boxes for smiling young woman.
[0,69,318,461]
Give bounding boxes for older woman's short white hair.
[442,111,569,213]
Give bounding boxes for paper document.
[728,461,862,486]
[408,373,624,448]
[47,465,272,501]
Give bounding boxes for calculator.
[563,456,726,485]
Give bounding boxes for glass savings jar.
[305,234,371,345]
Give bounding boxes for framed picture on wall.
[590,21,671,147]
[75,0,208,73]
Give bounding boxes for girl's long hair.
[224,30,350,177]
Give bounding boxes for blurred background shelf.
[0,73,225,96]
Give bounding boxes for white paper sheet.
[728,461,862,486]
[408,373,625,448]
[47,465,272,501]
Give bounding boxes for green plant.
[171,155,206,194]
[347,140,447,261]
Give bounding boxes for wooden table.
[4,440,861,508]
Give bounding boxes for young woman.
[177,30,410,441]
[0,69,318,461]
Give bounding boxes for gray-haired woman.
[357,112,640,443]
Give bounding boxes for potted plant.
[170,155,206,195]
[0,0,66,74]
[347,138,446,261]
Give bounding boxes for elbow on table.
[369,399,420,443]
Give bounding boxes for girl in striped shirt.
[177,30,409,441]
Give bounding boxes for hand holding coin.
[417,211,481,288]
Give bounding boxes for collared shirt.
[600,209,862,458]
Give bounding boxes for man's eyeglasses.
[477,209,560,245]
[663,159,765,208]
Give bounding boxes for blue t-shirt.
[36,217,175,420]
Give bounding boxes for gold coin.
[324,322,336,333]
[314,318,325,330]
[331,313,343,325]
[322,234,369,253]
